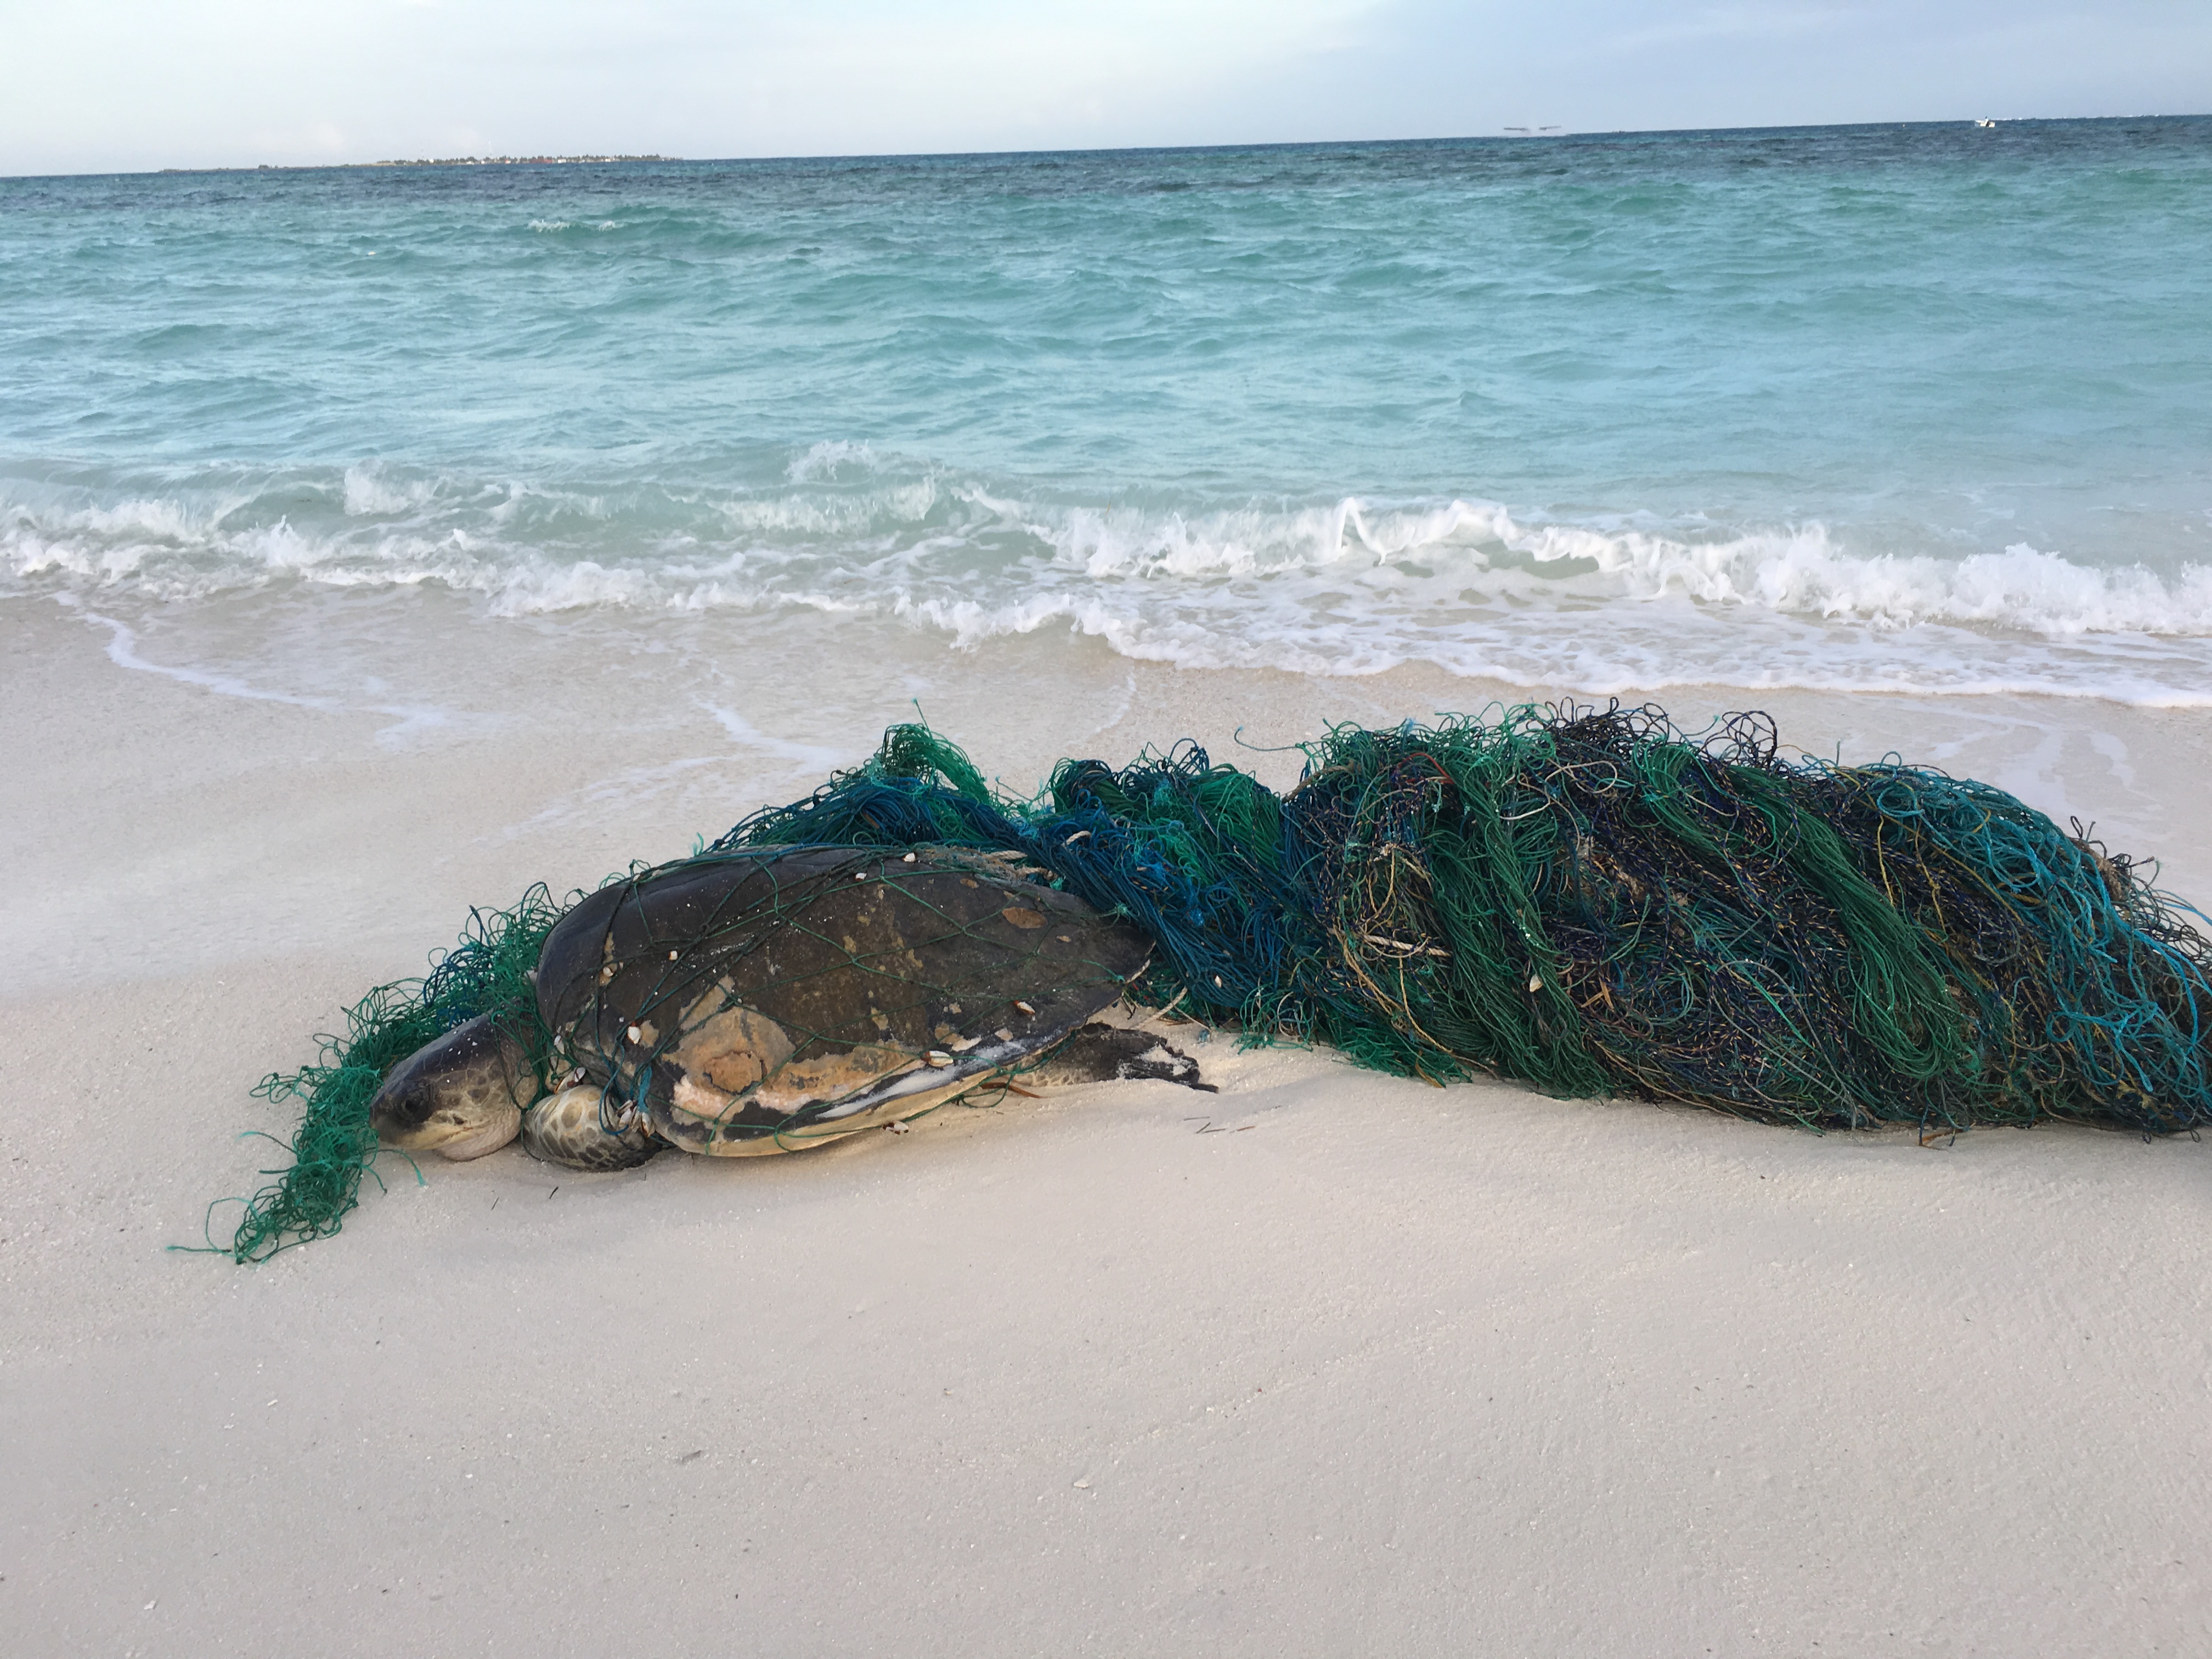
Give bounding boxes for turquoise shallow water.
[5,117,2211,700]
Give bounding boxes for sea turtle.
[369,844,1206,1171]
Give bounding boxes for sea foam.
[9,462,2212,704]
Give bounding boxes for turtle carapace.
[369,845,1201,1170]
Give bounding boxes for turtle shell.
[534,845,1152,1154]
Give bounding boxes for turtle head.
[370,1013,540,1161]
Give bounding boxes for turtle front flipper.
[520,1084,662,1171]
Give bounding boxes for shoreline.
[13,588,2212,994]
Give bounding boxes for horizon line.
[6,111,2208,184]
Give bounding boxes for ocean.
[4,117,2210,707]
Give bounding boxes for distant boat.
[1503,126,1565,136]
[1974,117,1998,128]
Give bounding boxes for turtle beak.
[421,1103,523,1160]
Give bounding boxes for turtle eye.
[370,1081,435,1131]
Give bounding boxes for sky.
[2,0,2207,176]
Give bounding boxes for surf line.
[56,592,454,740]
[59,593,338,710]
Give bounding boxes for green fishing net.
[211,704,2212,1261]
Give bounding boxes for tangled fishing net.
[212,704,2212,1261]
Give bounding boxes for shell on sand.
[533,846,1152,1155]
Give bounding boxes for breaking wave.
[8,456,2212,704]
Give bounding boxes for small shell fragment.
[1527,974,1544,994]
[668,950,679,961]
[902,852,917,862]
[1014,1000,1036,1015]
[926,1051,953,1067]
[949,1035,980,1053]
[995,1028,1013,1042]
[625,1025,644,1045]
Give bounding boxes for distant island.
[157,154,676,174]
[259,154,678,171]
[150,155,678,174]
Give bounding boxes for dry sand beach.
[4,592,2209,1656]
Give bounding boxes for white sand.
[4,594,2210,1656]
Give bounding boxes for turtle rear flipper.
[1028,1024,1213,1091]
